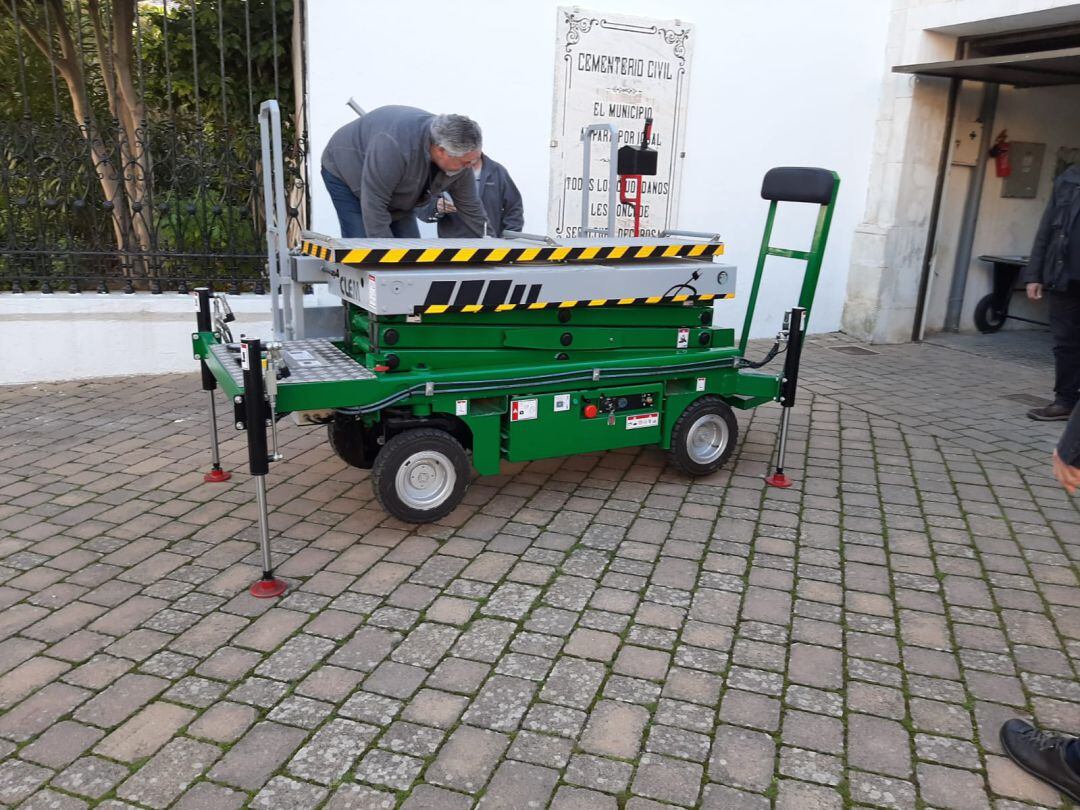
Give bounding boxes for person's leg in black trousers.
[1049,282,1080,409]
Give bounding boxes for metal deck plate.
[209,339,375,388]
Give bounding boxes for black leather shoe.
[1000,719,1080,802]
[1027,402,1074,421]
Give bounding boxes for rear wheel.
[667,396,739,476]
[327,414,380,469]
[371,429,470,523]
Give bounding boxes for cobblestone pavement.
[0,331,1077,809]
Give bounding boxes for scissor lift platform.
[193,165,839,606]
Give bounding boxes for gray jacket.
[321,105,487,238]
[1023,164,1080,290]
[416,156,524,237]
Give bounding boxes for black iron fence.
[0,0,307,295]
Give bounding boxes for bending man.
[321,106,487,238]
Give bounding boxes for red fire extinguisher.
[990,130,1011,178]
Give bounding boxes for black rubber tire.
[371,429,470,523]
[666,396,739,476]
[973,294,1005,334]
[327,417,378,469]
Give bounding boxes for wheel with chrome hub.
[372,428,469,523]
[667,396,739,476]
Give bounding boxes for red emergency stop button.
[584,403,598,419]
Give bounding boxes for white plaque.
[549,7,694,238]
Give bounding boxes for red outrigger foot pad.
[765,472,793,489]
[204,469,232,483]
[250,577,287,599]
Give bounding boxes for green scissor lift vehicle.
[191,157,837,596]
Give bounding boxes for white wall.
[306,0,890,339]
[0,294,273,384]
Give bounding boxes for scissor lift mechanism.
[193,159,838,597]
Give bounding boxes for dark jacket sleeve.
[415,197,440,224]
[359,132,407,238]
[500,168,524,234]
[446,171,487,237]
[1060,405,1080,467]
[1023,195,1056,284]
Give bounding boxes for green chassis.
[193,317,781,477]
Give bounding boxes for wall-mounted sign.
[548,7,694,238]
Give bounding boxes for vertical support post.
[197,287,231,483]
[240,338,287,598]
[767,307,805,489]
[580,123,618,237]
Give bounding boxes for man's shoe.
[1027,402,1074,421]
[1000,719,1080,802]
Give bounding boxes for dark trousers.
[321,167,419,239]
[1048,282,1080,408]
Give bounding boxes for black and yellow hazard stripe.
[416,292,735,315]
[300,241,724,266]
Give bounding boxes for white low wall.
[0,293,275,385]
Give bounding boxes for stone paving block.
[325,784,397,810]
[775,778,843,810]
[477,760,559,809]
[20,721,103,769]
[52,756,129,800]
[426,725,509,793]
[708,724,775,792]
[0,758,53,805]
[401,688,468,729]
[541,656,606,709]
[551,785,619,809]
[461,674,536,732]
[94,701,195,762]
[174,782,246,810]
[207,721,307,791]
[564,753,633,794]
[508,729,575,768]
[580,699,649,758]
[847,771,918,810]
[250,775,329,809]
[849,713,913,779]
[188,701,257,743]
[0,682,89,741]
[329,626,400,671]
[916,762,991,810]
[232,607,308,651]
[73,673,168,728]
[114,737,220,808]
[0,656,71,710]
[399,785,473,810]
[16,788,90,810]
[354,748,424,791]
[632,752,704,806]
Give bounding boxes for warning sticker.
[368,275,378,310]
[455,399,468,416]
[553,394,571,412]
[696,377,706,392]
[677,328,690,349]
[510,399,538,422]
[626,412,660,430]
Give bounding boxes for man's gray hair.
[430,114,482,156]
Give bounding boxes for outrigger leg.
[240,337,287,599]
[196,287,232,483]
[766,307,806,489]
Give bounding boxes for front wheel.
[371,429,470,523]
[973,294,1005,333]
[667,396,739,476]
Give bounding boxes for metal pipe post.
[767,307,805,489]
[240,337,287,598]
[196,287,231,483]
